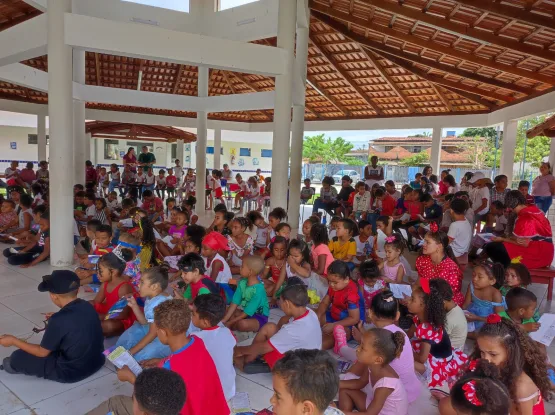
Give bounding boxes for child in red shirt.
[166,168,178,199]
[375,188,396,216]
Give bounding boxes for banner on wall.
[230,148,237,165]
[10,142,16,149]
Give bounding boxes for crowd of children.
[0,161,554,415]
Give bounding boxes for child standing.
[202,231,232,284]
[328,219,357,270]
[316,261,361,350]
[116,267,172,360]
[310,223,334,279]
[155,169,166,200]
[211,169,225,206]
[264,236,288,297]
[339,328,408,414]
[191,294,237,400]
[227,217,254,275]
[91,252,137,337]
[165,168,177,199]
[379,234,406,284]
[222,255,270,332]
[463,262,504,332]
[408,279,467,397]
[447,199,472,272]
[357,259,386,312]
[108,164,121,194]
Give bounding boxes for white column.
[195,66,208,212]
[213,128,222,170]
[73,50,86,184]
[48,0,74,266]
[85,132,91,163]
[89,133,96,165]
[288,5,309,235]
[176,139,184,164]
[500,120,518,184]
[37,114,47,161]
[430,127,443,174]
[270,0,296,210]
[548,138,555,168]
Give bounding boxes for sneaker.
[333,325,348,355]
[1,357,17,374]
[9,248,18,254]
[243,357,271,374]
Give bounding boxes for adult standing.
[485,190,554,269]
[137,146,156,173]
[122,147,137,174]
[532,162,555,214]
[364,156,384,188]
[222,164,233,198]
[422,165,433,179]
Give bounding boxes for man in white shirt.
[468,172,492,231]
[234,278,322,374]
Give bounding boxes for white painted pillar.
[85,132,91,163]
[430,127,443,174]
[548,138,555,168]
[195,66,208,212]
[48,0,74,266]
[288,4,309,235]
[89,134,96,165]
[37,114,47,161]
[500,120,518,184]
[73,50,86,184]
[213,129,222,170]
[176,139,184,164]
[270,0,296,210]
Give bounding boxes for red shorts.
[214,187,223,198]
[237,191,245,197]
[264,343,285,369]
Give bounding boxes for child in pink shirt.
[310,224,334,278]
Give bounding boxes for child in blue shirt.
[116,266,172,361]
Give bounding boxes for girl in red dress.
[416,222,464,306]
[408,278,467,399]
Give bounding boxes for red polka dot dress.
[416,255,464,306]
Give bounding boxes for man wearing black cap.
[0,270,105,383]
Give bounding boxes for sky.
[120,0,259,12]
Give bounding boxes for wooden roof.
[85,121,196,143]
[526,114,555,138]
[2,0,555,122]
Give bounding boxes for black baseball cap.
[38,270,80,294]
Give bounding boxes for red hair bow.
[462,381,483,406]
[468,360,478,372]
[429,222,439,233]
[486,314,502,324]
[420,278,430,294]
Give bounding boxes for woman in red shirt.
[415,222,464,306]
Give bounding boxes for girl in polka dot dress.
[408,278,468,399]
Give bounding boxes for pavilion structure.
[0,0,554,266]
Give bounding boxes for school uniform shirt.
[145,174,156,185]
[265,309,322,369]
[365,165,384,188]
[174,166,184,181]
[155,176,166,187]
[494,213,508,232]
[160,336,229,415]
[353,235,375,265]
[135,173,146,184]
[327,280,360,321]
[193,325,237,400]
[205,253,232,284]
[328,237,357,261]
[445,305,468,350]
[40,298,105,382]
[472,186,490,215]
[232,279,269,318]
[388,190,402,201]
[106,199,120,211]
[110,171,120,182]
[85,204,96,218]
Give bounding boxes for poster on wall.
[10,142,16,149]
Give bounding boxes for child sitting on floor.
[353,220,374,266]
[0,270,105,383]
[75,219,102,259]
[102,300,229,415]
[247,210,270,254]
[379,233,406,284]
[447,199,472,272]
[117,233,142,289]
[435,279,467,351]
[91,252,137,337]
[191,293,236,400]
[227,217,254,275]
[358,259,386,312]
[0,200,18,233]
[176,253,221,301]
[310,223,334,279]
[271,349,342,415]
[76,224,115,284]
[339,328,409,414]
[202,231,232,284]
[116,266,172,361]
[234,277,322,374]
[316,261,361,350]
[463,262,504,333]
[500,262,532,296]
[264,236,288,297]
[156,209,187,257]
[3,210,50,268]
[328,219,357,271]
[266,207,288,245]
[498,287,540,333]
[221,255,269,332]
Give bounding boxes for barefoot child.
[221,255,269,332]
[116,266,172,361]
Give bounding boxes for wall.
[0,125,49,171]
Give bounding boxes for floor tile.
[0,382,27,414]
[0,277,40,299]
[30,373,134,415]
[235,375,274,412]
[0,291,58,314]
[6,409,34,415]
[235,369,273,390]
[0,313,38,337]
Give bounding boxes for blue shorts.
[250,313,269,329]
[92,273,99,284]
[326,309,349,323]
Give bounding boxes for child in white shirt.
[447,199,472,272]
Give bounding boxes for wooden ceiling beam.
[360,49,416,112]
[310,8,555,85]
[0,9,41,32]
[172,65,183,94]
[309,35,383,115]
[306,76,351,116]
[527,114,555,138]
[94,53,101,86]
[452,0,554,32]
[373,48,513,103]
[311,13,534,95]
[228,73,274,121]
[430,83,455,111]
[357,0,555,63]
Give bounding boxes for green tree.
[399,152,429,166]
[410,132,431,138]
[303,134,361,165]
[459,127,499,141]
[514,115,551,168]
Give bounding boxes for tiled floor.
[1,212,555,414]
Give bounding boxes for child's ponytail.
[423,279,447,329]
[391,331,405,360]
[369,328,405,364]
[451,359,510,415]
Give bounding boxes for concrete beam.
[64,13,288,76]
[0,15,47,67]
[21,0,46,12]
[0,63,48,93]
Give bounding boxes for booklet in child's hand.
[389,284,412,300]
[530,313,555,347]
[105,297,130,320]
[106,346,143,376]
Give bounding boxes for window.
[219,0,258,11]
[206,147,215,154]
[28,134,50,145]
[122,0,189,13]
[171,144,177,159]
[240,148,251,157]
[412,146,421,153]
[104,140,120,160]
[261,149,272,158]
